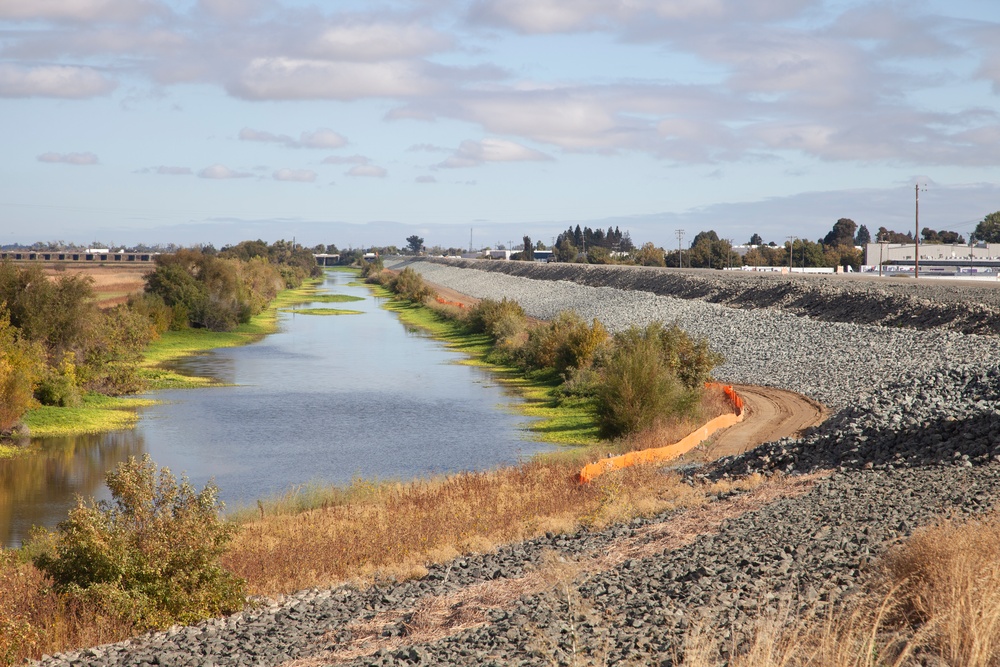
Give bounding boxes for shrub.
[594,322,720,438]
[34,352,81,408]
[390,267,434,303]
[595,333,701,438]
[33,455,245,629]
[521,311,609,374]
[125,292,172,338]
[613,321,723,389]
[466,298,527,340]
[0,308,45,433]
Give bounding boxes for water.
[0,271,553,547]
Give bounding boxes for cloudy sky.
[2,0,999,250]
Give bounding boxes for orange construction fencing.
[435,296,466,309]
[577,382,744,483]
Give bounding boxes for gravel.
[35,260,1000,667]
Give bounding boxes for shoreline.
[20,275,333,442]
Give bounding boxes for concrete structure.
[313,253,341,266]
[0,250,156,262]
[864,242,1000,265]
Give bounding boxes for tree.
[522,235,534,261]
[973,212,1000,243]
[855,225,871,246]
[876,227,913,243]
[749,233,763,246]
[633,242,666,267]
[823,218,857,247]
[405,235,424,254]
[922,228,966,244]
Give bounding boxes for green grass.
[280,308,363,316]
[300,293,364,303]
[24,393,158,438]
[382,298,601,446]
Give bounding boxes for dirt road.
[682,384,828,463]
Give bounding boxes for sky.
[1,0,999,251]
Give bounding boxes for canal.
[0,270,553,547]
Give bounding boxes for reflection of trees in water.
[0,431,145,547]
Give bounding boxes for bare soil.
[682,384,829,463]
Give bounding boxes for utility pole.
[786,236,796,272]
[914,184,926,279]
[675,229,685,268]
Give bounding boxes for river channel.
[0,270,554,547]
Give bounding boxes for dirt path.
[682,384,829,463]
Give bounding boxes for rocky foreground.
[38,261,1000,667]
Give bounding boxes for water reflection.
[0,432,143,547]
[2,270,553,547]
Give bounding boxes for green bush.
[390,267,434,303]
[520,311,609,374]
[466,298,527,339]
[0,308,45,433]
[613,321,723,389]
[595,333,701,438]
[34,353,81,408]
[33,455,245,629]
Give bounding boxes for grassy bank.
[383,298,602,446]
[22,277,334,437]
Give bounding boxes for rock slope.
[37,261,1000,667]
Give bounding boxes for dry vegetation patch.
[680,511,1000,667]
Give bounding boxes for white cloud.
[0,0,162,22]
[346,164,387,177]
[307,22,451,60]
[437,138,552,168]
[37,151,99,165]
[299,128,346,149]
[322,154,370,165]
[228,58,442,100]
[240,126,347,149]
[467,0,812,34]
[239,127,295,144]
[273,168,317,182]
[155,165,192,175]
[198,164,252,179]
[0,64,116,98]
[415,175,437,184]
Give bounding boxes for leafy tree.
[687,232,739,269]
[921,228,966,244]
[690,230,720,247]
[522,235,534,261]
[823,218,857,247]
[855,225,871,246]
[553,236,577,262]
[749,233,763,246]
[876,227,913,243]
[406,235,425,254]
[633,242,666,267]
[586,246,611,264]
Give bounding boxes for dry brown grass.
[680,510,1000,667]
[0,553,136,664]
[42,265,149,308]
[224,456,777,598]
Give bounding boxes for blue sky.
[1,0,999,250]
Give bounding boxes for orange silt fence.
[577,382,744,483]
[435,296,465,308]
